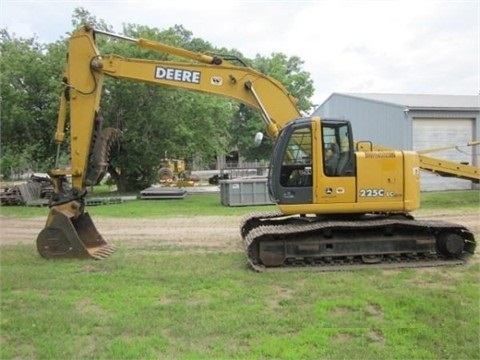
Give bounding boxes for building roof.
[336,93,479,110]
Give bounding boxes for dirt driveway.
[0,215,243,252]
[1,211,478,257]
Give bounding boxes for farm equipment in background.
[36,26,478,270]
[158,158,199,186]
[158,158,186,182]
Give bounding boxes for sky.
[1,0,479,107]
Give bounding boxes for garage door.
[413,118,474,191]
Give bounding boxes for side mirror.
[254,132,264,147]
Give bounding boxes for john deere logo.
[155,66,201,84]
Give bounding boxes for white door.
[413,118,474,191]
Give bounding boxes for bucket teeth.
[89,245,117,260]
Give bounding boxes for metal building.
[314,93,479,191]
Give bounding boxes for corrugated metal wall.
[314,94,410,149]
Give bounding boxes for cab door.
[313,119,356,205]
[270,121,313,204]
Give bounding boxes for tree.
[85,22,237,192]
[230,53,315,161]
[1,7,315,191]
[0,30,66,178]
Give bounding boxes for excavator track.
[241,212,476,272]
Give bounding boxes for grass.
[0,190,478,218]
[1,190,479,359]
[0,193,276,218]
[419,189,479,210]
[1,247,479,359]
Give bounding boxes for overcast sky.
[1,0,479,107]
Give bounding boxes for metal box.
[220,178,274,206]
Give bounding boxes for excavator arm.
[55,26,300,191]
[36,26,301,259]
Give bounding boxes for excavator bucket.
[36,208,116,259]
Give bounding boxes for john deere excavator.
[36,26,479,271]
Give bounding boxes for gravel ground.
[1,210,478,261]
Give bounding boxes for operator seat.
[336,151,351,175]
[325,143,339,176]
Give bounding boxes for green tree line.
[1,8,314,191]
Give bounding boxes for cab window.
[322,123,354,176]
[280,126,313,187]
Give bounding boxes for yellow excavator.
[36,26,479,270]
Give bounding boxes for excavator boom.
[36,26,301,259]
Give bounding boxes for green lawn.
[1,245,479,360]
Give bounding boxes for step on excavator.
[36,26,479,270]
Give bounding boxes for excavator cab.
[269,117,357,209]
[269,116,421,216]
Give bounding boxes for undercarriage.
[240,211,476,272]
